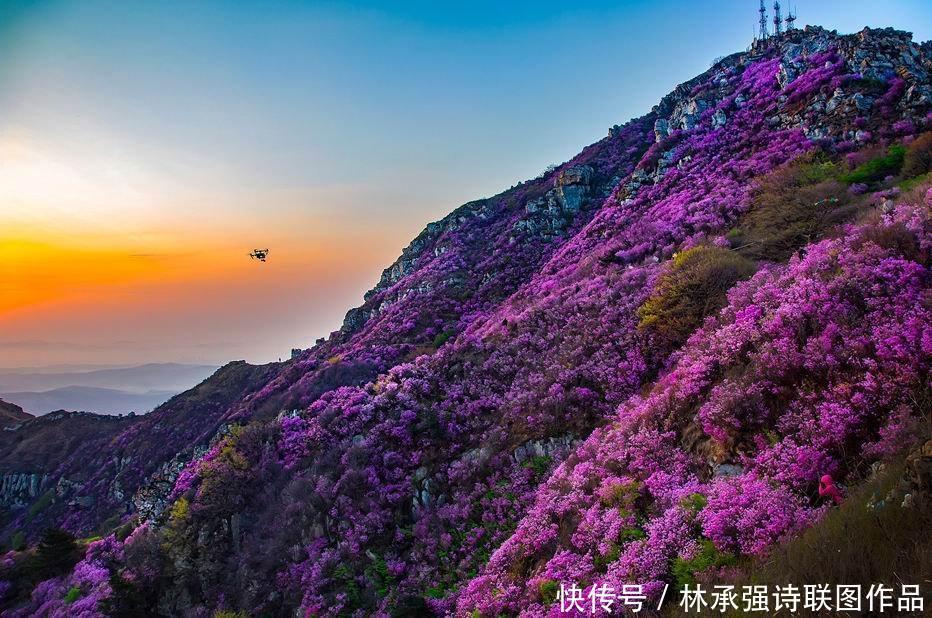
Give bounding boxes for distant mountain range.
[0,363,217,415]
[0,362,218,393]
[1,386,175,416]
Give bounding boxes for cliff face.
[2,25,930,618]
[0,412,134,512]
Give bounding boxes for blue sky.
[0,0,930,366]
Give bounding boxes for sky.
[1,0,930,368]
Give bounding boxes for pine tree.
[33,528,78,578]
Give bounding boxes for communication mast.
[758,0,769,40]
[773,2,783,36]
[785,5,797,31]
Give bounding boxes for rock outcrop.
[0,399,31,430]
[513,164,595,237]
[0,472,47,508]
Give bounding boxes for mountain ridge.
[0,362,218,395]
[0,386,175,417]
[0,400,30,430]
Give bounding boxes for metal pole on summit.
[758,0,769,41]
[785,5,797,31]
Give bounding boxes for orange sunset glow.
[0,205,408,366]
[0,128,418,366]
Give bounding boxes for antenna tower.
[758,0,769,40]
[785,5,797,31]
[773,2,783,36]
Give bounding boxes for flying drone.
[249,248,270,262]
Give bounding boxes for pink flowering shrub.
[458,204,929,615]
[699,474,815,555]
[875,77,906,114]
[7,536,121,617]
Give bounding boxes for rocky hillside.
[0,412,135,518]
[1,25,930,617]
[0,401,30,431]
[0,361,282,543]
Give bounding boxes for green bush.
[63,586,82,603]
[364,553,394,598]
[329,564,362,606]
[599,479,641,511]
[538,579,560,605]
[638,246,756,350]
[432,330,454,348]
[671,539,737,587]
[33,528,79,579]
[898,171,931,192]
[902,131,932,178]
[680,492,708,513]
[593,543,621,572]
[619,526,646,542]
[9,530,26,551]
[114,520,136,542]
[522,455,552,476]
[842,144,906,184]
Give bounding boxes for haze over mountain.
[0,22,930,618]
[0,363,218,416]
[0,363,217,394]
[1,387,174,417]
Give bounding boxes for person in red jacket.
[818,474,844,505]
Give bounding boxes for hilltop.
[0,401,30,431]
